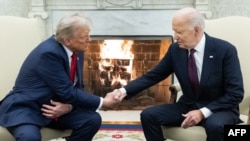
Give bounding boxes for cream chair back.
[0,16,71,141]
[205,16,250,116]
[0,16,44,100]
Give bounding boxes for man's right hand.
[102,89,126,108]
[113,89,127,101]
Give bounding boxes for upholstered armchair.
[0,16,71,141]
[161,16,250,141]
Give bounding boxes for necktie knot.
[190,49,196,55]
[71,52,76,60]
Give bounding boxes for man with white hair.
[112,7,244,141]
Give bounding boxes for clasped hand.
[41,89,127,119]
[102,89,127,108]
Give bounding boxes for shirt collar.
[193,33,206,52]
[63,45,74,60]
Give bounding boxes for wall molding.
[28,0,212,18]
[28,0,213,37]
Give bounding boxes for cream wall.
[0,0,30,17]
[209,0,250,18]
[1,0,250,87]
[0,0,250,19]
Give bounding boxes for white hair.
[174,7,205,30]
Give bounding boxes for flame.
[100,40,134,59]
[99,40,134,87]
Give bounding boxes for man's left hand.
[41,100,72,119]
[181,109,204,128]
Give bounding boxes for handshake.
[41,89,128,119]
[102,89,127,108]
[41,89,127,119]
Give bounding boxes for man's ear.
[194,26,202,36]
[63,38,71,46]
[194,26,202,34]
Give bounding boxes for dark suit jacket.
[0,36,100,127]
[124,33,244,115]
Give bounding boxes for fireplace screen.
[83,35,173,110]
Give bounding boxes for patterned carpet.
[93,124,145,141]
[50,124,145,141]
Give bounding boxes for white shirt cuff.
[200,107,213,118]
[96,97,103,112]
[119,87,127,94]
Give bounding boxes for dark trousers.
[7,107,101,141]
[140,103,241,141]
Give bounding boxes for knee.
[15,131,41,141]
[140,107,155,121]
[205,121,224,134]
[84,113,102,130]
[8,125,41,141]
[204,121,224,141]
[76,113,102,131]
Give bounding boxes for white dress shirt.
[120,33,213,118]
[63,45,103,112]
[192,34,213,118]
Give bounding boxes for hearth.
[28,0,212,111]
[83,35,174,110]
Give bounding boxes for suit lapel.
[76,54,81,81]
[200,35,216,89]
[76,52,84,86]
[173,46,190,86]
[182,49,190,83]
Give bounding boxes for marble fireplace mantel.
[28,0,212,37]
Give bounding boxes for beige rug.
[50,124,145,141]
[93,129,145,141]
[93,124,145,141]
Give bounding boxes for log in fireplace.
[83,35,174,110]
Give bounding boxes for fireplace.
[28,0,212,110]
[83,35,173,110]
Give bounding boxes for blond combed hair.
[55,13,92,43]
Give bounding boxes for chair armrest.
[169,83,181,103]
[248,109,250,125]
[168,83,250,125]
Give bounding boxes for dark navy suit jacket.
[0,36,100,127]
[124,33,244,115]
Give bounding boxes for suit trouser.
[140,103,241,141]
[7,107,101,141]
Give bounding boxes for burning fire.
[99,40,134,87]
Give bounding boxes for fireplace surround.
[28,0,212,38]
[28,0,212,110]
[84,35,173,110]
